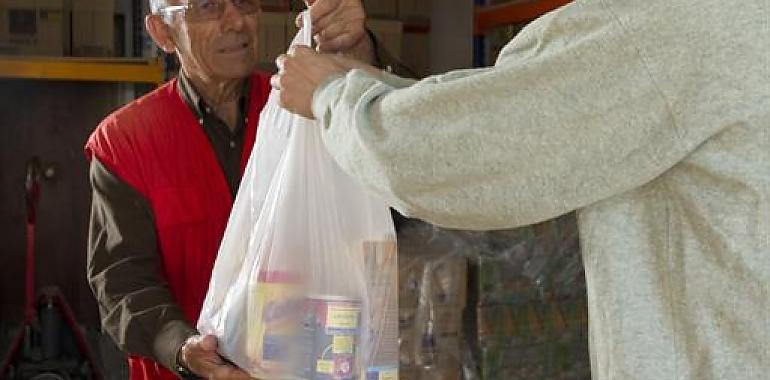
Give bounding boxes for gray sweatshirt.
[311,0,770,379]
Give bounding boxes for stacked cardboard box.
[397,0,430,23]
[257,11,288,68]
[362,0,430,76]
[71,0,114,57]
[0,0,114,57]
[366,18,403,61]
[0,0,68,56]
[474,213,591,379]
[400,27,428,76]
[261,0,427,75]
[362,0,431,22]
[363,0,398,19]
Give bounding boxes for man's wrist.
[175,339,196,379]
[349,32,376,65]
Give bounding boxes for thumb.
[199,335,219,352]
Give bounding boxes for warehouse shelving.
[474,0,572,35]
[0,56,165,84]
[473,0,572,66]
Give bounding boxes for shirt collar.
[177,70,251,121]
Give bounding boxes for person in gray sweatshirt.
[272,0,769,379]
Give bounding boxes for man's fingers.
[199,335,219,352]
[276,54,287,71]
[308,0,342,27]
[318,21,346,41]
[270,74,282,90]
[210,365,254,380]
[311,10,337,34]
[288,45,315,57]
[229,367,256,380]
[317,34,359,53]
[295,12,303,28]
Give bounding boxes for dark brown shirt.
[87,38,409,376]
[88,72,250,374]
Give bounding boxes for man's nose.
[220,1,245,32]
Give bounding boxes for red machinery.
[1,157,104,380]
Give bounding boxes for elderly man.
[84,1,392,379]
[274,0,770,379]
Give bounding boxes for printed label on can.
[332,335,354,354]
[317,360,335,375]
[366,366,399,380]
[326,306,360,333]
[300,296,362,380]
[334,356,354,377]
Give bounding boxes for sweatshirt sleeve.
[312,2,722,230]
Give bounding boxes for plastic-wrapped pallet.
[394,212,589,380]
[472,213,590,380]
[396,221,468,380]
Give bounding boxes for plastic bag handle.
[301,10,312,48]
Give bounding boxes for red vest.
[85,73,271,380]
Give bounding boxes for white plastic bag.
[198,13,398,380]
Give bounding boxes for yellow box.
[247,271,301,372]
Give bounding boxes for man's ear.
[145,14,176,54]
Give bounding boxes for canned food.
[365,366,399,380]
[299,295,362,380]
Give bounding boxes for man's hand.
[272,46,347,119]
[272,46,381,119]
[301,0,375,63]
[179,335,256,380]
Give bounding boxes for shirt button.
[229,140,236,148]
[198,118,204,126]
[245,116,249,124]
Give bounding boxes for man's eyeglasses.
[158,0,260,22]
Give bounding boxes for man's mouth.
[219,42,250,54]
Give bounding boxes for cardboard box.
[401,31,429,76]
[397,0,430,22]
[0,0,67,56]
[285,11,300,47]
[72,0,114,56]
[363,0,397,19]
[366,18,402,60]
[258,11,287,66]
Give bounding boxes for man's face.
[166,0,260,81]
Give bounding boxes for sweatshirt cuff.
[153,319,198,374]
[312,73,346,124]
